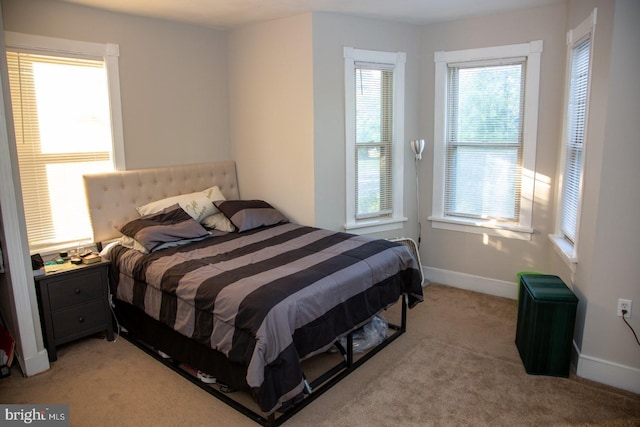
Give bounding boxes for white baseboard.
[576,351,640,394]
[423,267,640,394]
[424,267,518,300]
[17,349,50,377]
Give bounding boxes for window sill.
[549,234,578,269]
[345,216,407,235]
[428,215,533,241]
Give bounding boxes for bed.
[83,160,423,425]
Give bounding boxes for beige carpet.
[1,284,639,426]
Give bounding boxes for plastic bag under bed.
[338,315,388,353]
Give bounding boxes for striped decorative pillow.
[213,200,288,232]
[117,204,209,252]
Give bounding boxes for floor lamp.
[410,139,425,248]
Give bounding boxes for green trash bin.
[516,271,542,304]
[515,274,578,377]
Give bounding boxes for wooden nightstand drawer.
[48,271,104,310]
[51,299,108,343]
[35,260,114,362]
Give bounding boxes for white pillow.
[201,212,235,232]
[119,235,151,254]
[136,186,226,222]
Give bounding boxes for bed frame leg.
[346,333,354,367]
[402,295,408,332]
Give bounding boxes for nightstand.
[35,260,114,361]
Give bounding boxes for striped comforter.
[107,223,423,414]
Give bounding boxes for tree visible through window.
[445,62,525,222]
[431,41,542,240]
[355,66,393,219]
[344,47,406,234]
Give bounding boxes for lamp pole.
[409,140,425,248]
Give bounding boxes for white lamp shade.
[410,139,425,160]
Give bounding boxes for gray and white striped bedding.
[107,223,423,414]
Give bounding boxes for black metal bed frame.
[123,297,408,426]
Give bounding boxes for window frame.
[5,32,125,253]
[549,9,597,267]
[430,41,543,241]
[343,47,407,234]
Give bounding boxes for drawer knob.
[78,316,84,323]
[74,288,81,294]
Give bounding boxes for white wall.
[0,2,50,376]
[564,0,640,393]
[419,4,568,289]
[2,0,231,170]
[0,0,232,375]
[228,14,315,226]
[228,12,422,232]
[311,13,422,235]
[2,0,637,395]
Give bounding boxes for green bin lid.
[520,274,578,302]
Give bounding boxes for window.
[344,47,406,234]
[5,32,124,253]
[550,10,596,265]
[431,41,543,240]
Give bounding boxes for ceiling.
[58,0,566,30]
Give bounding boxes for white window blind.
[560,38,590,243]
[445,61,525,222]
[344,47,406,234]
[354,63,393,219]
[6,51,115,252]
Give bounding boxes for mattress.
[105,223,423,414]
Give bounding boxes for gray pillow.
[117,204,209,252]
[213,200,289,232]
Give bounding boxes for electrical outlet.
[617,298,632,318]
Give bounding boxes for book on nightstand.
[81,253,101,265]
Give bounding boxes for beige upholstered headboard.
[83,161,240,245]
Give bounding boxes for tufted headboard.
[83,161,240,245]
